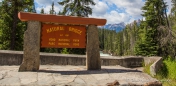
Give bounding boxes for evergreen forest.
[100,0,176,58]
[0,0,176,58]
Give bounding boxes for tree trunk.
[10,1,18,50]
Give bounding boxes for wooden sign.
[41,24,86,48]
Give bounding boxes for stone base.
[86,25,101,70]
[19,21,41,71]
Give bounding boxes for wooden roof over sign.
[18,12,107,26]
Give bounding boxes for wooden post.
[19,21,41,72]
[86,25,101,70]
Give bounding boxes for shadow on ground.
[37,68,142,75]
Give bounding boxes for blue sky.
[0,0,172,24]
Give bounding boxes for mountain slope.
[102,22,126,32]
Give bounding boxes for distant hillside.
[101,22,126,32]
[129,19,141,26]
[100,20,141,32]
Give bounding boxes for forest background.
[1,0,176,58]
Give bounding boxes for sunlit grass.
[143,57,176,86]
[143,62,153,76]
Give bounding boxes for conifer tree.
[0,0,34,50]
[135,0,168,56]
[58,0,95,17]
[40,8,45,14]
[170,0,176,29]
[50,2,55,15]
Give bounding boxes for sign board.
[41,24,86,48]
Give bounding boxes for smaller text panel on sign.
[41,24,86,48]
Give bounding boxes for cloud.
[34,0,172,25]
[92,1,108,16]
[35,0,53,6]
[165,0,172,14]
[106,0,144,19]
[89,0,145,24]
[35,0,62,14]
[104,11,131,24]
[90,10,131,24]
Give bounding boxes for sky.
[0,0,172,24]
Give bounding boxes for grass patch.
[143,57,176,86]
[157,58,176,86]
[143,62,153,75]
[164,58,176,79]
[61,48,69,54]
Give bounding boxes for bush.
[61,48,69,54]
[163,57,176,79]
[143,56,176,86]
[156,62,168,79]
[154,57,176,86]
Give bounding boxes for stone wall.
[0,50,144,67]
[40,53,86,65]
[143,56,163,76]
[0,50,23,65]
[121,56,144,68]
[149,57,163,76]
[143,57,161,66]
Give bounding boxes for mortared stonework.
[19,21,41,71]
[86,25,101,70]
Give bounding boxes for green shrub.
[154,56,176,86]
[164,57,176,79]
[61,48,69,54]
[156,62,168,79]
[143,56,176,85]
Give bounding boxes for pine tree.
[58,0,95,17]
[40,8,45,14]
[170,0,176,29]
[165,0,176,57]
[32,1,36,13]
[0,0,34,50]
[135,0,168,56]
[116,31,123,56]
[58,11,63,15]
[50,2,55,15]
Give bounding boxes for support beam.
[18,12,106,26]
